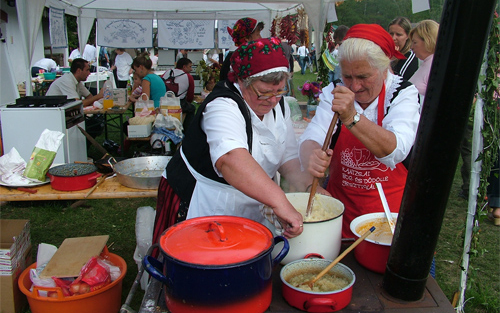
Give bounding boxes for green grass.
[1,72,499,313]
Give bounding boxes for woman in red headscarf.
[220,18,264,81]
[153,38,328,245]
[299,24,421,238]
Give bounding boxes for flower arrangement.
[298,81,322,104]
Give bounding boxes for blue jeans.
[299,56,307,75]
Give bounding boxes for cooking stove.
[1,96,87,164]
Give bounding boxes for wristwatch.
[346,112,360,130]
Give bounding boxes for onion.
[69,283,80,295]
[79,282,91,294]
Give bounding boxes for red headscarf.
[344,24,406,60]
[227,18,258,46]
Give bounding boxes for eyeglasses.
[250,84,288,100]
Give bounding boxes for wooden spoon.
[305,226,375,288]
[305,112,339,217]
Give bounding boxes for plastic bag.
[285,96,303,121]
[69,256,111,295]
[128,115,156,125]
[135,93,155,117]
[24,129,64,181]
[134,206,155,290]
[160,91,182,121]
[153,114,183,137]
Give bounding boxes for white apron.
[185,110,288,230]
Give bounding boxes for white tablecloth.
[85,71,116,88]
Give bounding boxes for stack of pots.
[143,216,289,313]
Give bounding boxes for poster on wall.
[218,20,237,49]
[157,20,215,49]
[49,7,67,49]
[97,19,153,48]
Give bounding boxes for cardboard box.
[112,88,127,107]
[1,220,32,313]
[128,123,152,138]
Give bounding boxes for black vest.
[166,80,285,203]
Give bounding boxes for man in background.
[162,58,195,129]
[46,58,104,138]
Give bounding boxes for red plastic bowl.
[349,213,397,274]
[280,258,355,312]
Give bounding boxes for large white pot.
[272,193,344,264]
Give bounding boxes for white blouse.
[299,71,421,169]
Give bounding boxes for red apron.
[326,85,408,238]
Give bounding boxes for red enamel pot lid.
[160,216,273,266]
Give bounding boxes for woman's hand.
[308,148,332,178]
[273,204,304,238]
[331,86,356,124]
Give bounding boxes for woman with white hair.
[299,24,421,238]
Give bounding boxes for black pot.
[143,216,289,313]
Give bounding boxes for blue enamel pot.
[143,216,289,313]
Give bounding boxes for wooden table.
[0,176,156,202]
[31,78,55,96]
[85,102,132,156]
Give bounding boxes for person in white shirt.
[203,49,219,68]
[111,48,133,88]
[82,44,97,71]
[150,49,159,70]
[297,44,309,75]
[31,58,57,77]
[68,47,81,63]
[299,24,420,238]
[153,38,323,245]
[46,58,104,107]
[46,58,105,139]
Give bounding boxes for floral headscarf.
[229,37,289,82]
[227,18,258,46]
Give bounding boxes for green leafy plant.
[476,11,499,221]
[195,60,220,88]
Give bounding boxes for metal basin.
[112,156,171,189]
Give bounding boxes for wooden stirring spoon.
[305,112,339,217]
[305,226,375,288]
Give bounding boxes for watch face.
[352,113,360,124]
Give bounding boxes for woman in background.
[388,17,419,81]
[409,20,439,103]
[132,52,166,109]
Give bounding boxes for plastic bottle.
[126,80,132,96]
[103,77,114,109]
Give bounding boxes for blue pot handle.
[272,236,289,267]
[143,255,169,285]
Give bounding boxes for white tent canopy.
[43,0,333,56]
[7,0,333,97]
